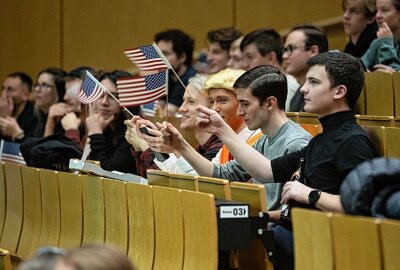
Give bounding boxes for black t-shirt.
[271,110,379,195]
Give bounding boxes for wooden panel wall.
[0,0,345,81]
[62,0,234,72]
[0,0,62,81]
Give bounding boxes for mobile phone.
[139,126,155,137]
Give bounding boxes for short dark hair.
[8,72,33,91]
[234,65,287,109]
[99,70,131,85]
[206,27,242,51]
[289,24,328,53]
[68,66,94,79]
[155,29,194,66]
[307,52,365,109]
[240,29,283,64]
[37,67,68,102]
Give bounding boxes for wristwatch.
[308,189,321,207]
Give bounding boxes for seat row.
[286,112,400,128]
[292,208,400,270]
[0,163,221,270]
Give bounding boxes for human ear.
[334,85,347,100]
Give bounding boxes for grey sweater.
[213,120,312,210]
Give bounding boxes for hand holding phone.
[139,126,155,137]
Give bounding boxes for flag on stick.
[66,81,81,99]
[141,101,158,117]
[78,71,105,104]
[124,45,168,71]
[117,71,167,107]
[0,140,26,165]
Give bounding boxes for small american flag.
[141,101,158,117]
[0,140,26,165]
[78,72,105,104]
[124,45,168,71]
[117,71,167,107]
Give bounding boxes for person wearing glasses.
[43,67,92,148]
[0,72,35,142]
[240,28,300,111]
[283,24,328,112]
[33,67,68,137]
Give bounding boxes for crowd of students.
[4,0,400,269]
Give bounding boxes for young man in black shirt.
[194,52,378,270]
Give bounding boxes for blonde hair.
[342,0,376,18]
[230,36,244,52]
[188,74,209,94]
[204,68,245,94]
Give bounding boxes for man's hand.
[281,181,313,205]
[124,119,149,151]
[0,91,13,118]
[86,113,114,135]
[195,105,228,135]
[0,116,23,139]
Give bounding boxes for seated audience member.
[227,36,244,69]
[240,28,300,111]
[194,52,378,270]
[157,66,311,211]
[206,27,242,74]
[126,74,222,177]
[361,0,400,72]
[54,244,136,270]
[128,69,261,177]
[155,29,196,116]
[32,67,68,138]
[18,247,65,270]
[342,0,378,58]
[0,72,35,142]
[284,24,328,111]
[86,70,139,174]
[43,67,92,147]
[205,68,261,165]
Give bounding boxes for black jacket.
[340,157,400,219]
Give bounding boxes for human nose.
[212,102,220,112]
[343,10,350,19]
[376,10,382,19]
[100,94,109,105]
[237,105,244,116]
[179,103,187,113]
[300,84,308,94]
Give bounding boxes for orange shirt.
[219,131,263,164]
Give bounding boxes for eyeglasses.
[34,82,55,91]
[283,44,311,56]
